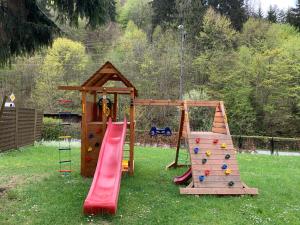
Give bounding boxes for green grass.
[0,145,300,225]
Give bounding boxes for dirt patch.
[0,174,49,197]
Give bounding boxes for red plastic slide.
[173,167,192,185]
[83,118,127,215]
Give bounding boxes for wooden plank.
[129,89,135,175]
[193,170,240,176]
[192,164,239,170]
[134,99,220,107]
[0,95,7,121]
[212,127,227,134]
[180,187,258,195]
[192,175,241,182]
[193,181,243,188]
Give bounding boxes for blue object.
[194,147,199,154]
[149,126,172,136]
[199,175,205,182]
[221,164,228,169]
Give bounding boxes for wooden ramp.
[175,101,258,195]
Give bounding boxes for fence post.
[33,109,37,142]
[15,107,19,149]
[270,137,274,155]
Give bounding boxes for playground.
[0,145,300,225]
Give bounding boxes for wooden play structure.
[59,61,258,197]
[59,62,136,177]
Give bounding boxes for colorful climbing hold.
[195,138,200,144]
[213,139,219,144]
[199,175,205,182]
[194,147,199,154]
[228,181,235,187]
[95,142,100,147]
[221,164,228,170]
[205,170,210,176]
[88,133,94,139]
[225,169,232,175]
[225,154,231,159]
[221,143,227,149]
[88,146,93,152]
[202,158,207,164]
[205,150,211,157]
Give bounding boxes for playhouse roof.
[81,61,138,96]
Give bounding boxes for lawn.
[0,145,300,225]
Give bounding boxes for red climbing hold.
[213,139,218,144]
[195,138,200,144]
[204,170,210,176]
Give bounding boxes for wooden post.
[33,109,37,142]
[113,93,118,122]
[129,89,135,175]
[102,89,107,133]
[0,95,7,121]
[15,107,18,149]
[166,105,185,169]
[93,92,97,120]
[81,91,87,176]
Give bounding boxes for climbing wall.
[180,102,258,195]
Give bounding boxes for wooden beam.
[180,187,258,195]
[129,90,135,175]
[113,93,118,122]
[81,92,87,176]
[134,99,220,107]
[0,95,7,121]
[58,86,133,94]
[168,107,185,169]
[220,101,231,135]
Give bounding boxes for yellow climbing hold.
[225,169,232,175]
[205,150,211,157]
[221,143,227,149]
[88,146,93,152]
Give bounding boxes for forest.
[0,0,299,137]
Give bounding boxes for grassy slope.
[0,145,300,225]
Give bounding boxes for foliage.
[32,38,90,112]
[118,0,152,32]
[0,0,115,66]
[42,117,61,140]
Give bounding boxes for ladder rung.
[59,136,71,139]
[59,160,71,164]
[59,170,72,173]
[58,147,71,151]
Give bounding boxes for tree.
[32,38,90,112]
[196,8,237,52]
[267,5,278,23]
[0,0,115,66]
[151,0,177,30]
[287,0,300,30]
[203,0,247,31]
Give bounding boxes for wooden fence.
[0,108,43,152]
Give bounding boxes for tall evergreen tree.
[203,0,247,31]
[287,0,300,30]
[0,0,116,66]
[267,5,278,23]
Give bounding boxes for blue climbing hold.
[199,175,205,182]
[221,164,228,170]
[194,147,199,154]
